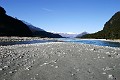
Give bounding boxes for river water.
[0,38,120,48]
[58,38,120,48]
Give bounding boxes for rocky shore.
[0,42,120,80]
[0,37,58,42]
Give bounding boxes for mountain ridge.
[22,21,62,38]
[22,20,45,32]
[0,6,62,38]
[81,11,120,39]
[0,6,33,37]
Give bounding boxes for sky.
[0,0,120,34]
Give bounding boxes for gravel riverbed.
[0,42,120,80]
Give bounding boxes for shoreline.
[77,38,120,43]
[0,37,61,43]
[104,39,120,43]
[0,37,120,43]
[0,42,120,80]
[0,37,120,48]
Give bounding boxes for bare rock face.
[0,6,6,15]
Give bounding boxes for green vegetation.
[81,11,120,39]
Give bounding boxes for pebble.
[26,67,30,70]
[0,68,3,71]
[108,74,114,79]
[90,48,95,51]
[76,69,80,71]
[51,65,54,66]
[102,57,105,59]
[9,71,13,74]
[102,72,106,74]
[3,65,9,68]
[55,66,58,68]
[71,73,75,76]
[108,55,112,57]
[103,66,112,71]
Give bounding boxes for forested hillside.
[81,11,120,39]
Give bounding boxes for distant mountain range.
[0,6,62,38]
[76,32,89,38]
[81,11,120,39]
[54,32,88,38]
[53,32,78,38]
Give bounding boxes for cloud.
[42,8,53,12]
[49,31,79,34]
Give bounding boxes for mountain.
[0,6,62,38]
[53,32,88,38]
[0,6,33,37]
[81,11,120,39]
[22,21,45,32]
[54,32,78,38]
[23,21,62,38]
[33,31,63,38]
[76,32,89,38]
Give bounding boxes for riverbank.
[0,37,59,42]
[77,38,120,43]
[105,39,120,43]
[0,42,120,80]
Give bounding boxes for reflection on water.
[58,38,120,47]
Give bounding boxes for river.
[58,38,120,47]
[0,38,120,47]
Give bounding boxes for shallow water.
[58,38,120,47]
[1,38,120,47]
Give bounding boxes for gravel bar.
[0,42,120,80]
